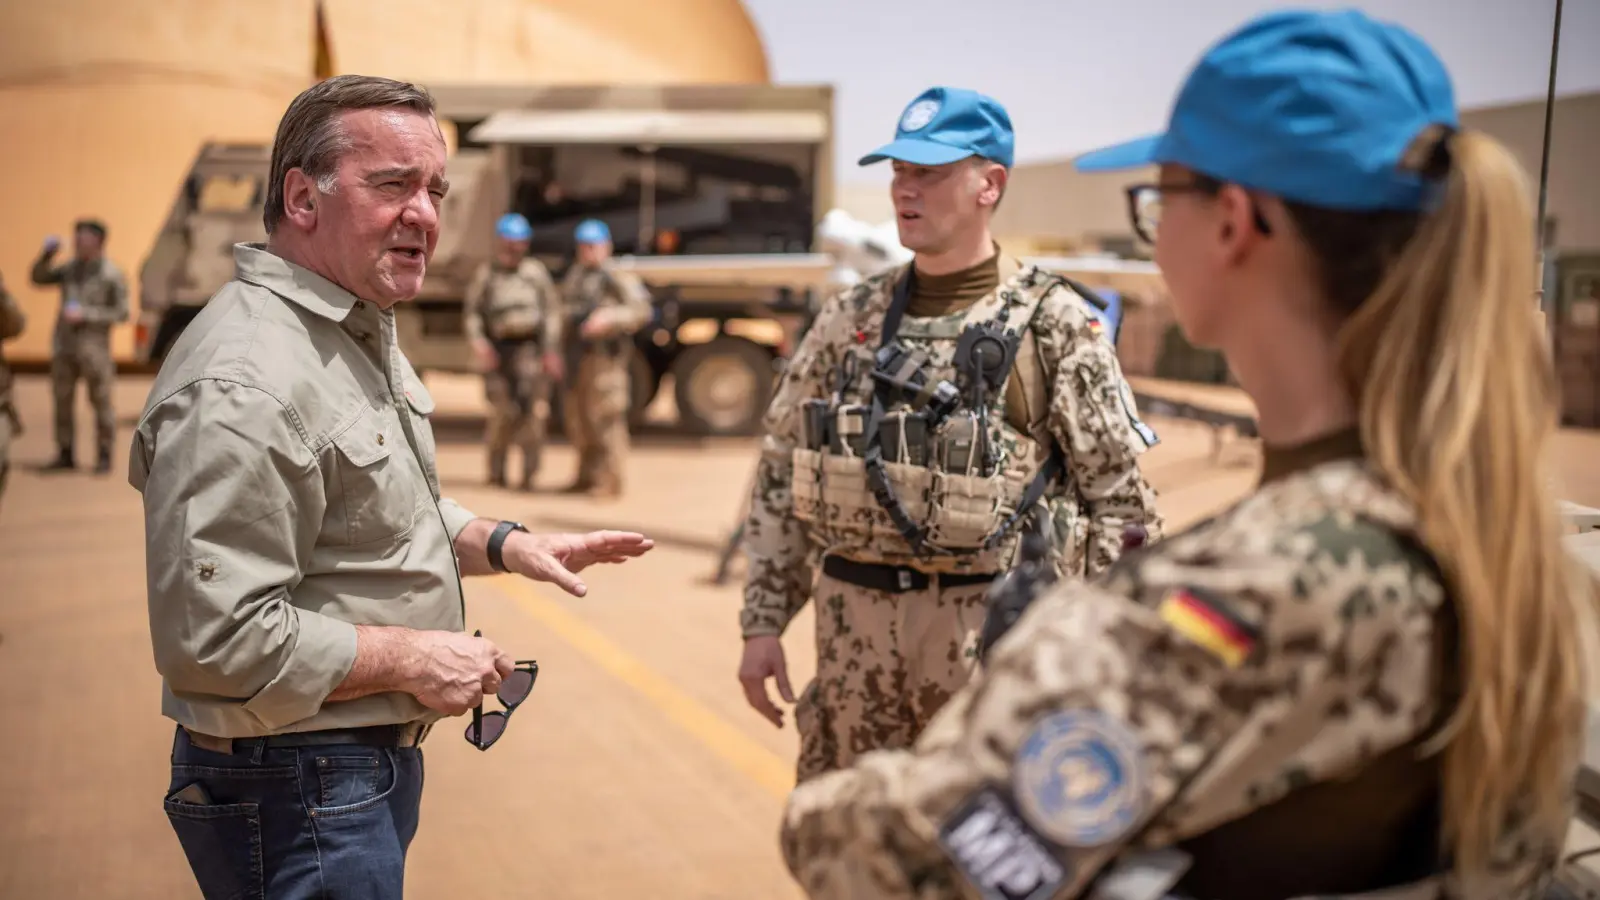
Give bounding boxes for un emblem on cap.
[1012,709,1147,847]
[900,98,940,133]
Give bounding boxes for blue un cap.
[1074,8,1458,212]
[859,86,1015,169]
[574,219,611,245]
[496,213,532,241]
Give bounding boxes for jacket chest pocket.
[401,377,442,498]
[326,407,418,546]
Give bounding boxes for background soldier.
[559,218,653,499]
[0,271,25,509]
[465,212,563,490]
[30,218,128,474]
[737,86,1163,784]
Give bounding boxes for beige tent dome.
[0,0,771,363]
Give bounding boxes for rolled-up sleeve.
[130,378,357,731]
[436,497,478,543]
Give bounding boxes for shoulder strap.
[879,264,915,347]
[862,266,930,551]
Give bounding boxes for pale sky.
[741,0,1599,186]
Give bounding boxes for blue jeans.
[162,725,425,899]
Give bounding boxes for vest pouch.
[829,405,869,457]
[790,447,827,527]
[800,399,832,452]
[934,413,986,476]
[792,448,934,550]
[878,411,929,466]
[926,468,1007,550]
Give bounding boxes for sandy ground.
[1,371,1598,898]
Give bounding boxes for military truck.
[136,83,839,436]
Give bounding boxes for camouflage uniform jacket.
[0,281,24,427]
[779,458,1564,900]
[559,261,653,346]
[740,257,1163,638]
[30,253,129,348]
[463,258,562,348]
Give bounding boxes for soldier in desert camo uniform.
[737,85,1163,785]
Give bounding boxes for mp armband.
[487,520,529,573]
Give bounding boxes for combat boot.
[487,452,508,489]
[42,446,74,472]
[95,449,112,476]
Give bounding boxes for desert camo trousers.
[562,350,630,494]
[52,331,115,458]
[484,339,550,487]
[794,567,993,784]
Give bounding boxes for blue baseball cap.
[496,213,532,241]
[859,86,1014,169]
[574,219,611,244]
[1074,8,1458,212]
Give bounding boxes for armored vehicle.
[136,83,838,436]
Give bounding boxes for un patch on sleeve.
[1012,710,1148,848]
[938,786,1067,900]
[1117,379,1159,448]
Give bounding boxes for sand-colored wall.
[0,0,771,364]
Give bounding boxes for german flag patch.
[1156,587,1259,668]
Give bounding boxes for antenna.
[1535,0,1564,314]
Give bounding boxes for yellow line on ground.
[488,574,795,800]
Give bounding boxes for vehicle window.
[195,175,261,213]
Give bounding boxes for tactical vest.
[480,261,549,341]
[789,264,1067,575]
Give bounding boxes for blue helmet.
[574,219,611,245]
[496,213,533,241]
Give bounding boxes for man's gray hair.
[263,74,437,234]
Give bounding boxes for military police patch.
[901,98,941,132]
[1012,710,1147,847]
[938,786,1067,900]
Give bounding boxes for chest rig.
[480,262,548,342]
[789,266,1067,574]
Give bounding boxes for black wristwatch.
[487,520,529,573]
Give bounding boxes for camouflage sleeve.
[1041,297,1163,575]
[780,531,1440,899]
[462,264,489,344]
[739,296,843,638]
[29,254,63,286]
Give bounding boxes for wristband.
[487,520,528,573]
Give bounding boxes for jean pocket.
[309,748,397,819]
[163,793,264,900]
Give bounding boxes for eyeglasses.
[1124,180,1274,245]
[464,631,539,751]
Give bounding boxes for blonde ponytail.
[1322,129,1595,874]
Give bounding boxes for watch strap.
[487,520,528,573]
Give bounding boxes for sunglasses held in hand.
[465,630,539,751]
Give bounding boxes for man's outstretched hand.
[508,530,655,597]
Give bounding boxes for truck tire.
[672,336,774,436]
